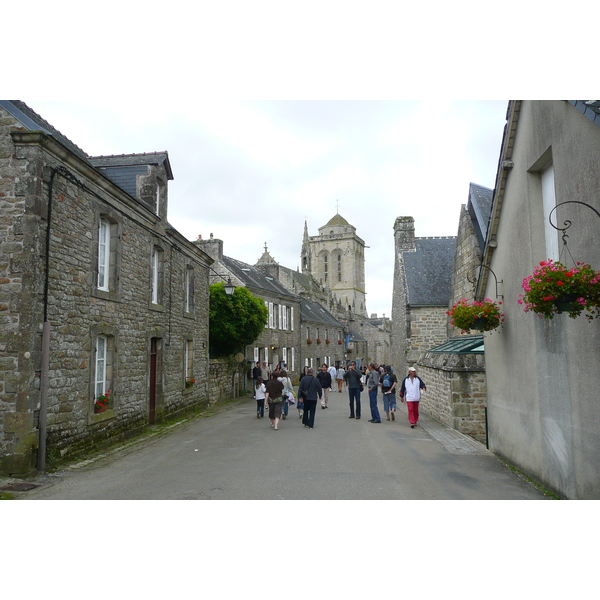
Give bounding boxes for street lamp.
[209,267,236,295]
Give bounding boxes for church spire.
[301,220,311,274]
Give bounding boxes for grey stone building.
[0,101,213,475]
[194,235,302,381]
[477,100,600,498]
[299,297,346,371]
[390,216,456,374]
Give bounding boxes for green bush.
[209,283,268,357]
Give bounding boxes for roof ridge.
[7,100,91,161]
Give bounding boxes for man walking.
[366,363,382,423]
[298,367,323,429]
[344,361,362,419]
[399,367,426,428]
[317,364,332,409]
[380,364,398,421]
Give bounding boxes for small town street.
[8,393,550,501]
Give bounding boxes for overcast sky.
[27,99,508,316]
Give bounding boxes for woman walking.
[278,370,294,420]
[336,365,345,392]
[265,372,285,430]
[255,376,266,418]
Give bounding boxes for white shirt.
[328,366,337,380]
[404,377,422,402]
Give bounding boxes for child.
[255,377,266,418]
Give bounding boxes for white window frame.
[542,163,559,261]
[185,339,193,381]
[95,335,107,398]
[291,347,295,372]
[254,347,259,362]
[185,266,193,313]
[264,347,269,365]
[98,219,110,291]
[268,302,275,329]
[291,307,294,331]
[264,301,269,328]
[151,247,159,304]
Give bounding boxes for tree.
[209,283,268,358]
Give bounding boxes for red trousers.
[407,401,419,425]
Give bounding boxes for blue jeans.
[369,388,381,421]
[383,392,397,413]
[348,388,361,418]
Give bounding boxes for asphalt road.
[15,393,549,500]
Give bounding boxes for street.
[14,392,550,500]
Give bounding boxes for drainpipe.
[38,167,59,471]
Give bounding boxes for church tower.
[302,213,367,317]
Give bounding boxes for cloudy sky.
[27,99,508,316]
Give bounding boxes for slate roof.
[0,101,173,203]
[221,255,297,299]
[0,100,91,163]
[404,237,457,306]
[90,152,173,179]
[468,182,493,251]
[568,100,600,125]
[299,298,343,327]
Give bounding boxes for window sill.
[92,288,120,303]
[91,407,115,423]
[150,303,164,312]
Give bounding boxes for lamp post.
[208,267,235,295]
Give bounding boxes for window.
[542,164,559,261]
[184,266,194,313]
[264,347,269,365]
[291,347,295,372]
[264,301,269,328]
[184,339,193,382]
[94,334,114,404]
[337,253,342,282]
[151,246,164,305]
[254,347,259,362]
[95,335,108,398]
[291,306,294,331]
[323,254,328,283]
[282,347,287,365]
[98,219,110,291]
[268,302,275,329]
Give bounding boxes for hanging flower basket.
[316,338,322,344]
[185,377,196,388]
[337,339,343,345]
[307,338,313,345]
[94,390,110,413]
[447,299,504,334]
[518,260,600,320]
[325,339,331,344]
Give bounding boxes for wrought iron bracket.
[468,263,503,300]
[548,201,600,247]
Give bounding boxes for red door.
[149,337,158,424]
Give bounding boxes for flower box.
[94,390,110,413]
[447,299,504,334]
[307,338,313,345]
[518,260,600,320]
[185,377,196,388]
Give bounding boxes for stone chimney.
[194,233,223,261]
[393,217,416,252]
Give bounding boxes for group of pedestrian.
[252,360,426,431]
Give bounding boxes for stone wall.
[417,351,487,444]
[209,359,247,403]
[0,112,213,473]
[407,306,450,366]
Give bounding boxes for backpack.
[383,374,391,388]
